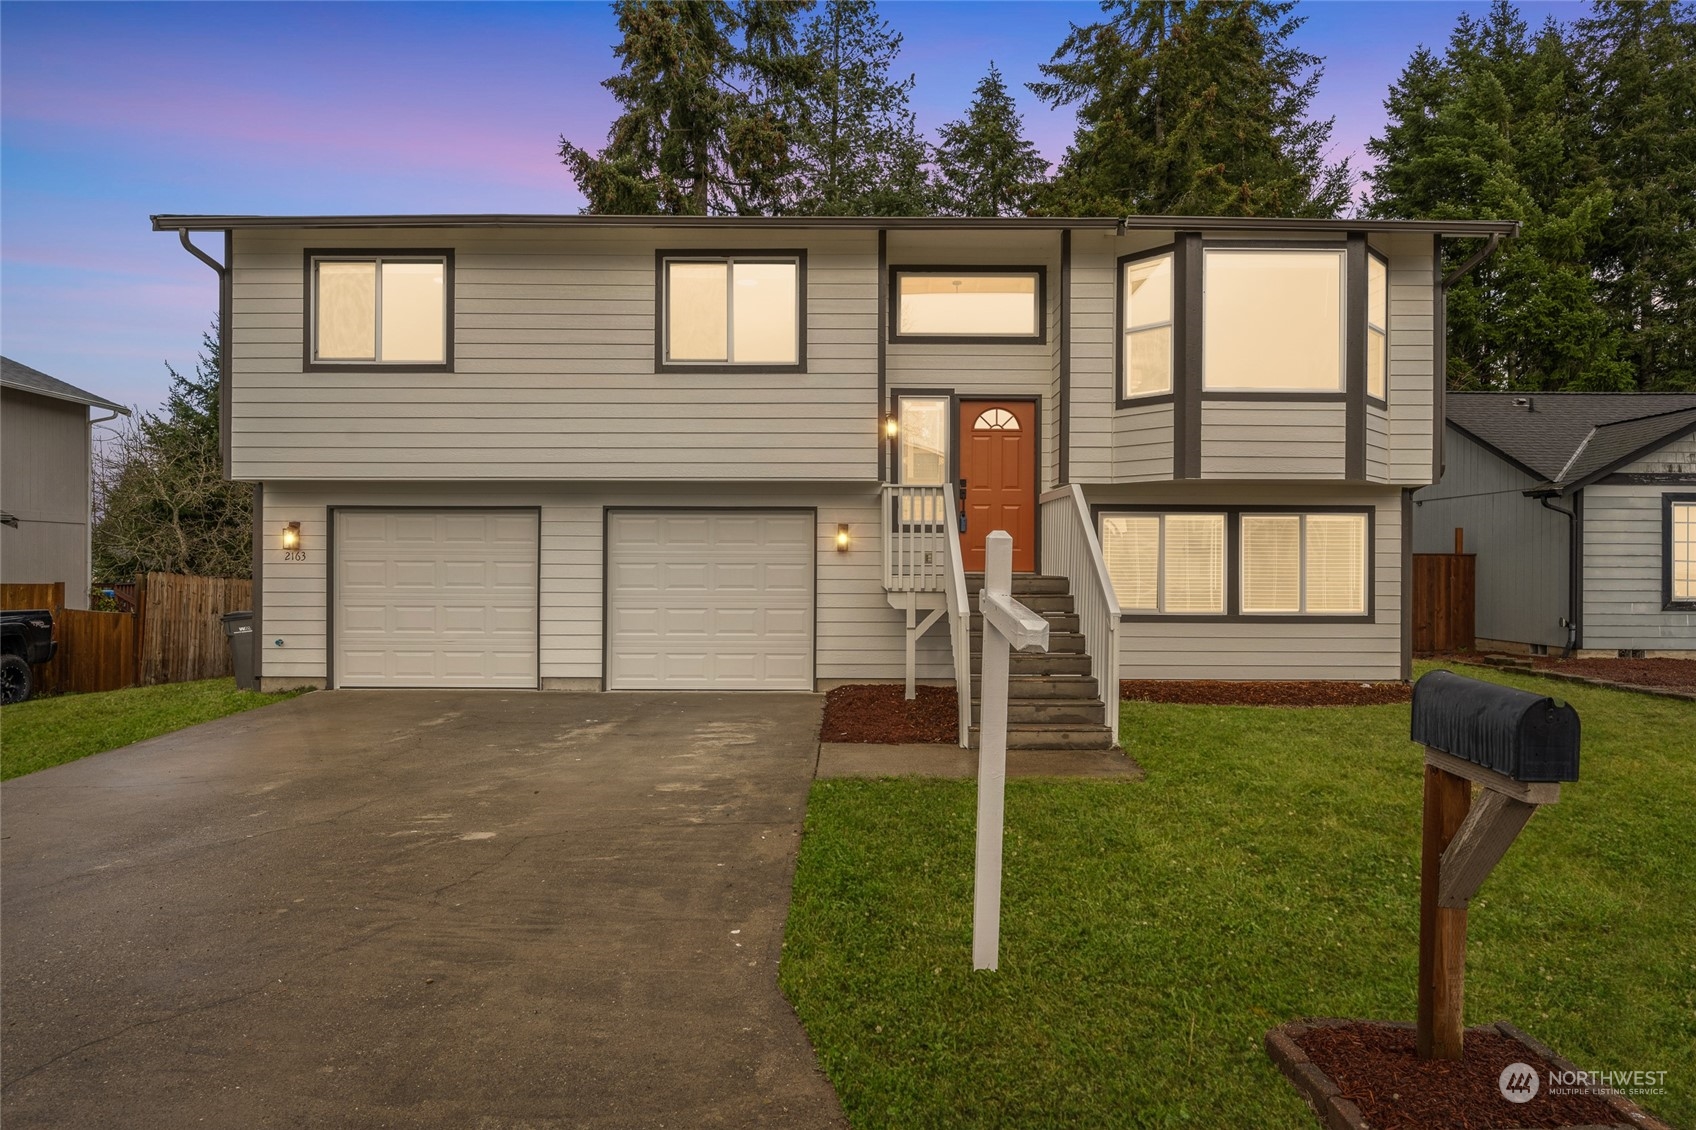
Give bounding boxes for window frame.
[1198,242,1350,401]
[303,248,454,373]
[1098,509,1228,615]
[1094,503,1375,623]
[1239,511,1371,616]
[1366,246,1390,408]
[887,265,1047,345]
[1663,492,1696,610]
[654,249,808,373]
[1116,244,1177,407]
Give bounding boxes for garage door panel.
[608,510,814,691]
[334,509,538,688]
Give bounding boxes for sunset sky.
[0,0,1571,416]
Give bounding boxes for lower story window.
[1100,513,1225,613]
[1241,513,1368,614]
[1669,496,1696,607]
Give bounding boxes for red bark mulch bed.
[821,684,958,744]
[1121,679,1412,706]
[1529,655,1696,691]
[1273,1020,1659,1130]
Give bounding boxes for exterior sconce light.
[884,415,898,439]
[282,522,301,551]
[836,523,851,552]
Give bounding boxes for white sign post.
[973,530,1051,972]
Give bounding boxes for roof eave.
[0,379,129,415]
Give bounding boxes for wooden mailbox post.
[1410,670,1580,1059]
[973,530,1050,972]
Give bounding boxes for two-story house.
[153,213,1514,748]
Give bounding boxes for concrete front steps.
[963,572,1115,753]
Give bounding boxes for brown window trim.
[1092,502,1376,623]
[303,248,455,374]
[1115,244,1177,410]
[1664,492,1696,611]
[654,249,809,374]
[888,265,1047,345]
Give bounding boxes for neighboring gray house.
[152,211,1514,742]
[1414,393,1696,657]
[0,357,130,610]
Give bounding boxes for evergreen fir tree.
[1367,1,1630,390]
[783,0,933,216]
[559,1,810,215]
[1030,0,1351,218]
[1575,0,1696,391]
[934,63,1051,217]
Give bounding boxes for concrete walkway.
[1,690,844,1129]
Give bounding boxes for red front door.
[958,399,1037,573]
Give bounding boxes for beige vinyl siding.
[1067,230,1118,482]
[1380,233,1436,485]
[1580,434,1696,651]
[1115,402,1174,480]
[1200,402,1347,478]
[885,231,1061,492]
[230,228,879,483]
[1412,427,1569,648]
[0,388,94,609]
[1366,404,1390,481]
[257,481,949,687]
[1088,481,1404,680]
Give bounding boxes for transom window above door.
[892,269,1044,342]
[974,408,1020,430]
[659,253,804,370]
[307,252,451,370]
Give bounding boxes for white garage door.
[607,510,814,690]
[334,509,538,688]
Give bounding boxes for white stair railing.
[1039,485,1122,746]
[942,488,972,748]
[880,484,948,593]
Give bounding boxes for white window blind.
[1306,515,1367,613]
[1100,513,1224,613]
[1239,513,1367,615]
[1101,515,1160,610]
[1672,502,1695,602]
[1240,516,1301,613]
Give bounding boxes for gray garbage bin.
[221,611,256,690]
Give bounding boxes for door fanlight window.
[974,408,1020,431]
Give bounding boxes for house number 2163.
[283,549,307,562]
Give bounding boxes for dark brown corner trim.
[1175,232,1203,478]
[1345,232,1367,479]
[1058,230,1072,486]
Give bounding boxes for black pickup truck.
[1,609,55,704]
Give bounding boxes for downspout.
[1538,493,1580,657]
[174,228,232,478]
[87,407,123,607]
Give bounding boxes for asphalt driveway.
[1,690,844,1129]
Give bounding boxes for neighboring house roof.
[0,356,130,415]
[150,212,1520,238]
[1447,392,1696,493]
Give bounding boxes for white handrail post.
[972,530,1050,972]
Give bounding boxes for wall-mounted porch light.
[282,521,301,551]
[836,523,851,552]
[884,414,899,439]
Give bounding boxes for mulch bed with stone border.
[1121,680,1413,706]
[820,684,958,744]
[1266,1018,1674,1130]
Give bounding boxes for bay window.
[1240,513,1368,614]
[1203,248,1345,392]
[1121,250,1174,400]
[1100,512,1225,614]
[1367,251,1388,402]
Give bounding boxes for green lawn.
[1,677,306,781]
[780,663,1695,1128]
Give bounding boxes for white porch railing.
[881,484,949,592]
[1039,485,1123,746]
[942,487,972,748]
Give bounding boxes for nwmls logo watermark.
[1498,1061,1671,1103]
[1546,1067,1670,1099]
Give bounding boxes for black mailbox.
[1410,670,1580,783]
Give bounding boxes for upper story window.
[1122,250,1174,400]
[308,252,451,370]
[892,269,1043,342]
[659,253,804,370]
[1203,248,1345,393]
[1667,495,1695,609]
[1368,251,1389,402]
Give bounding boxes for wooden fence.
[2,573,251,695]
[1412,553,1476,654]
